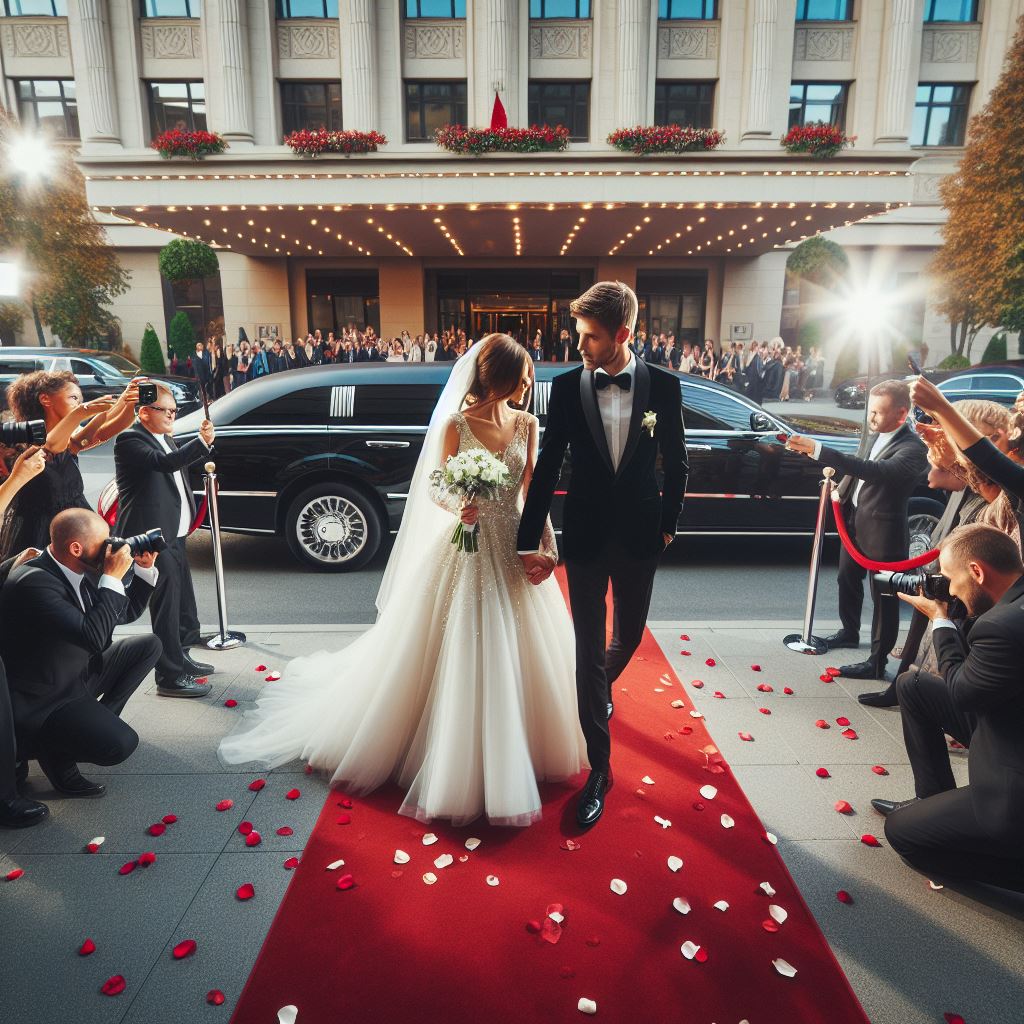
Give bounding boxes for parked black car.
[0,348,202,417]
[834,366,1024,410]
[98,363,942,571]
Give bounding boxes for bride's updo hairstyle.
[465,333,534,411]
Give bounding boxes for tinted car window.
[353,384,444,426]
[234,387,332,427]
[682,383,753,431]
[0,358,43,375]
[71,359,101,378]
[978,375,1023,392]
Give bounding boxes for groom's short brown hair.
[570,281,638,339]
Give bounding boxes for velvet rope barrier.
[829,493,939,571]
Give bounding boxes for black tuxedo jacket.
[113,424,208,542]
[518,360,689,562]
[816,422,928,560]
[932,576,1024,839]
[0,552,153,743]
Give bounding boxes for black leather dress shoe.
[839,660,885,680]
[858,684,899,708]
[38,759,106,798]
[183,652,215,675]
[576,770,612,829]
[871,797,917,817]
[157,674,212,698]
[606,702,614,720]
[822,630,859,650]
[0,797,49,828]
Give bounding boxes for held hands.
[785,434,815,456]
[520,552,556,586]
[103,541,135,581]
[199,419,215,446]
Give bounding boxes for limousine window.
[352,383,445,426]
[682,384,754,432]
[0,357,44,375]
[234,387,333,427]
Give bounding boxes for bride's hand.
[460,503,479,526]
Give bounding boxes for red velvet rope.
[829,493,939,571]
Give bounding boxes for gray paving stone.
[679,699,803,766]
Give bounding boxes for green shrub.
[938,353,972,370]
[168,311,195,361]
[158,238,219,282]
[139,322,166,374]
[980,331,1008,364]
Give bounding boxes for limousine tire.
[285,483,383,571]
[907,497,945,562]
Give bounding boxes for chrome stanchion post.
[203,461,246,651]
[783,466,835,655]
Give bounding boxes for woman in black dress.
[0,370,139,559]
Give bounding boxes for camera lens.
[0,419,47,446]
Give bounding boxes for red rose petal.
[949,739,966,750]
[101,975,126,996]
[758,707,771,715]
[751,664,762,672]
[586,936,601,947]
[264,675,276,682]
[237,821,253,836]
[690,679,704,689]
[738,732,754,742]
[712,691,725,699]
[694,947,709,963]
[526,919,542,934]
[245,831,262,847]
[276,826,294,837]
[705,658,716,667]
[841,728,859,740]
[692,801,705,812]
[680,650,691,656]
[5,868,24,881]
[172,939,197,960]
[248,779,266,792]
[762,919,780,932]
[943,1015,966,1024]
[836,890,854,904]
[336,813,352,825]
[304,764,313,774]
[285,788,301,800]
[834,800,853,814]
[815,719,831,729]
[815,767,831,778]
[195,677,208,684]
[783,686,795,695]
[338,798,354,808]
[861,834,882,848]
[336,873,356,890]
[118,861,137,876]
[236,883,255,901]
[560,839,581,851]
[826,666,840,674]
[137,851,157,866]
[216,799,234,812]
[255,664,267,672]
[836,717,851,727]
[207,990,226,1006]
[871,765,889,776]
[79,938,96,956]
[283,857,300,870]
[679,726,693,736]
[540,918,562,945]
[162,814,177,825]
[148,823,166,837]
[224,699,238,708]
[819,674,834,682]
[86,842,100,853]
[680,634,690,641]
[756,683,773,693]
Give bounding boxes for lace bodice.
[453,412,529,495]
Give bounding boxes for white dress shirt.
[45,547,157,610]
[811,428,898,508]
[594,352,637,471]
[150,429,204,538]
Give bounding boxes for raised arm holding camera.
[114,383,215,698]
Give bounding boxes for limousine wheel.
[908,511,940,562]
[285,483,383,571]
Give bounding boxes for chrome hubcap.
[907,514,939,564]
[296,496,367,563]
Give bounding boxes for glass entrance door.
[472,305,548,344]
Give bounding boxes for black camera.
[0,419,46,447]
[106,528,167,557]
[873,570,951,601]
[137,382,158,406]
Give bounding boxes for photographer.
[875,523,1024,893]
[114,384,214,698]
[0,509,161,799]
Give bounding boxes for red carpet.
[232,579,869,1024]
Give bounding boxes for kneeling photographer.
[873,523,1024,892]
[0,509,163,800]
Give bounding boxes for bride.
[219,334,586,826]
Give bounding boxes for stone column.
[66,0,121,146]
[204,0,254,144]
[485,0,518,122]
[615,0,648,127]
[874,0,924,146]
[344,0,378,131]
[741,0,778,141]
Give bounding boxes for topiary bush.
[786,236,849,287]
[168,311,196,362]
[938,353,972,370]
[158,238,219,282]
[980,331,1008,364]
[139,322,166,374]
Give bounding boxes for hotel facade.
[1,0,1021,363]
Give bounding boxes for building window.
[912,83,971,146]
[2,0,67,13]
[795,0,851,18]
[528,81,590,141]
[281,81,342,133]
[148,81,206,136]
[405,80,467,142]
[405,0,465,15]
[788,82,848,128]
[654,81,714,128]
[924,0,977,21]
[529,0,591,18]
[16,80,78,139]
[658,0,715,17]
[275,0,338,17]
[141,0,200,15]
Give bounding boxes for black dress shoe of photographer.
[822,630,859,650]
[858,684,899,708]
[157,675,212,698]
[576,770,612,829]
[606,702,614,720]
[839,660,884,680]
[871,797,917,817]
[37,759,105,798]
[183,653,216,676]
[0,797,49,828]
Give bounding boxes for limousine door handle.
[685,443,713,452]
[365,440,411,449]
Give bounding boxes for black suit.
[114,424,208,685]
[0,556,19,801]
[194,351,213,394]
[518,360,689,772]
[886,578,1024,891]
[817,423,929,671]
[0,551,160,774]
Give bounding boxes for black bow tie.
[595,372,631,393]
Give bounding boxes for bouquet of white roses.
[430,447,511,553]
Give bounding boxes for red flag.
[490,92,508,131]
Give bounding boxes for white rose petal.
[654,687,664,693]
[393,850,410,865]
[714,900,730,912]
[672,897,691,915]
[654,815,672,829]
[679,941,701,960]
[670,699,685,709]
[609,878,628,895]
[760,882,777,897]
[773,958,798,978]
[87,836,105,849]
[549,911,565,923]
[720,814,735,829]
[422,833,439,846]
[266,671,282,681]
[433,853,454,870]
[278,1007,299,1024]
[765,831,778,845]
[641,775,655,785]
[689,710,704,719]
[464,838,481,851]
[422,872,438,885]
[577,997,598,1015]
[699,785,718,800]
[769,904,788,925]
[928,880,945,891]
[667,856,684,873]
[486,874,500,886]
[326,858,346,871]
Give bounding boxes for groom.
[518,281,689,828]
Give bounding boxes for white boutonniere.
[642,410,657,437]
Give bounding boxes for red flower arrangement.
[151,129,226,159]
[781,121,854,158]
[434,124,570,155]
[283,128,387,156]
[608,125,725,155]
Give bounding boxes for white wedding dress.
[219,407,586,827]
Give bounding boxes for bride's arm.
[428,419,465,515]
[522,416,558,562]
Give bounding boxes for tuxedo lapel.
[33,551,80,606]
[579,370,615,475]
[873,423,913,462]
[616,357,650,480]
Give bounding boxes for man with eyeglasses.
[113,384,216,698]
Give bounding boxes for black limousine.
[98,363,943,571]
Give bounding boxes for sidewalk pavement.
[1,619,1021,1024]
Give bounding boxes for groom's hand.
[663,532,673,550]
[520,552,553,585]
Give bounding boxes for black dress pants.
[150,536,201,683]
[35,634,161,773]
[836,508,900,671]
[0,659,17,802]
[565,543,659,774]
[885,668,1024,891]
